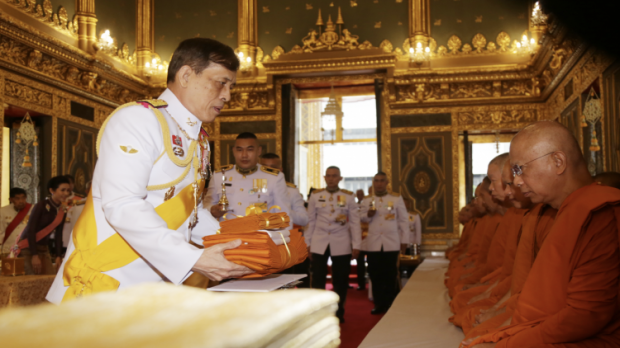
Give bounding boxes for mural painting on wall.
[61,123,97,197]
[394,133,452,233]
[11,125,41,204]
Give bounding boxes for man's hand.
[55,256,62,272]
[191,239,253,281]
[367,210,376,218]
[31,255,42,274]
[351,249,360,260]
[400,244,407,254]
[210,205,226,219]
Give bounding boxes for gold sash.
[62,181,200,302]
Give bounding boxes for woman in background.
[19,176,71,275]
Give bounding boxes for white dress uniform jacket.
[47,89,221,304]
[408,213,422,245]
[305,188,361,256]
[287,183,308,227]
[0,203,33,253]
[359,193,409,252]
[204,164,291,226]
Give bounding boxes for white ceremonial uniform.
[409,213,422,245]
[47,89,221,304]
[0,203,33,254]
[62,193,86,248]
[305,188,361,256]
[204,164,291,227]
[359,193,409,252]
[287,183,308,227]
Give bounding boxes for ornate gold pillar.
[76,0,97,54]
[238,0,258,74]
[137,0,154,76]
[409,0,431,46]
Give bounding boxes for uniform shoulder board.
[312,189,325,194]
[390,192,401,197]
[286,182,297,188]
[261,166,280,176]
[341,189,353,195]
[218,164,234,172]
[136,99,168,109]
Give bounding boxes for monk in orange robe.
[466,121,620,348]
[447,205,476,260]
[450,154,530,322]
[457,159,557,336]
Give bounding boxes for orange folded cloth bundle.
[220,212,290,233]
[202,228,308,278]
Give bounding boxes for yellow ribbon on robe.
[62,181,202,302]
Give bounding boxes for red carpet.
[325,282,385,348]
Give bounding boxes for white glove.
[258,229,290,245]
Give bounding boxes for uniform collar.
[235,164,258,175]
[326,187,340,194]
[374,191,388,197]
[158,89,202,140]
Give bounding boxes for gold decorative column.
[76,0,97,54]
[238,0,258,74]
[409,0,431,46]
[137,0,155,77]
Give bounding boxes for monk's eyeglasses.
[511,151,556,177]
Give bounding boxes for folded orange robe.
[449,208,527,320]
[466,184,620,347]
[220,212,290,233]
[446,214,502,293]
[449,209,525,299]
[203,228,308,279]
[461,204,557,338]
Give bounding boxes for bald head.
[594,172,620,190]
[501,158,532,209]
[488,153,509,202]
[473,184,487,215]
[478,177,498,214]
[510,121,592,209]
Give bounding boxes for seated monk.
[458,157,557,338]
[449,154,528,320]
[446,181,503,296]
[447,204,476,261]
[447,187,488,272]
[466,121,620,348]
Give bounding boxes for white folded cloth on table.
[258,229,290,245]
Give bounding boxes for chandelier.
[15,113,38,167]
[582,87,602,152]
[531,2,548,26]
[321,86,343,143]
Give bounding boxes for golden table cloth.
[0,275,55,308]
[0,283,341,348]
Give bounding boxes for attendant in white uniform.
[47,38,254,304]
[306,166,361,323]
[204,134,291,224]
[259,152,310,286]
[360,172,409,314]
[0,188,33,255]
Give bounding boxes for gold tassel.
[580,115,588,127]
[590,130,601,152]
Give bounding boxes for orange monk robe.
[446,214,502,292]
[466,184,620,348]
[448,219,478,261]
[458,205,557,335]
[450,208,527,299]
[449,207,527,318]
[446,216,488,286]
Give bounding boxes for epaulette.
[73,193,85,198]
[218,164,234,172]
[261,166,280,176]
[390,192,401,197]
[136,99,168,109]
[312,189,325,194]
[341,189,353,195]
[286,182,297,188]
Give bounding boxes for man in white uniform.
[47,38,255,304]
[306,166,361,323]
[0,188,33,254]
[204,134,291,223]
[408,212,422,247]
[360,172,409,314]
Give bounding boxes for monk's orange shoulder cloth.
[203,212,307,278]
[466,184,620,347]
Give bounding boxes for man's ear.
[177,65,194,88]
[554,152,567,175]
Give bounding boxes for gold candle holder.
[218,169,229,212]
[369,197,376,211]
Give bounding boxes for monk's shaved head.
[488,153,509,202]
[501,158,532,209]
[594,172,620,190]
[478,177,498,214]
[473,184,487,215]
[510,121,593,209]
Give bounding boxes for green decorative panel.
[430,0,529,48]
[391,131,453,233]
[154,0,238,62]
[97,0,136,54]
[257,0,409,56]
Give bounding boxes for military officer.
[306,166,361,323]
[259,153,308,228]
[47,38,254,304]
[360,172,409,314]
[204,133,291,226]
